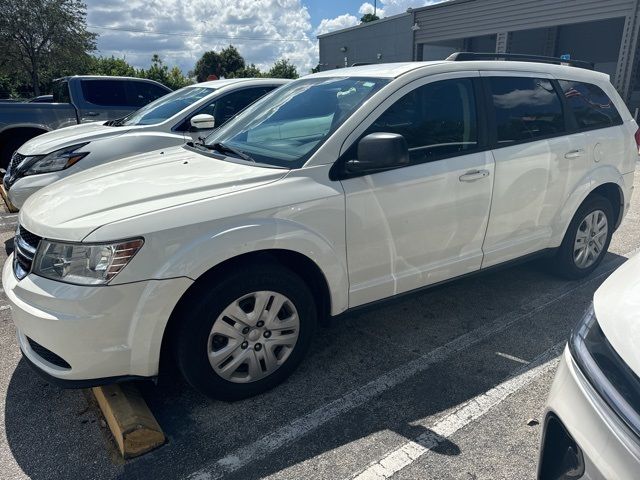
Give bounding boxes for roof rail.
[446,52,594,70]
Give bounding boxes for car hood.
[593,252,640,376]
[19,146,289,241]
[18,122,138,156]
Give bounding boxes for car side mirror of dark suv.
[345,132,410,175]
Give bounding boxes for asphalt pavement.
[1,171,639,480]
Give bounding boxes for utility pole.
[374,0,377,16]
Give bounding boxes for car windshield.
[118,86,215,126]
[203,77,388,168]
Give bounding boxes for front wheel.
[175,264,317,401]
[552,195,614,279]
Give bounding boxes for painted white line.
[495,351,529,364]
[349,343,563,480]
[0,222,17,228]
[184,259,621,480]
[0,305,11,311]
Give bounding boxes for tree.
[229,63,263,78]
[0,0,96,95]
[88,56,137,77]
[267,59,299,79]
[191,46,246,81]
[360,13,380,23]
[137,54,192,90]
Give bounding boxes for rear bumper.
[540,347,640,479]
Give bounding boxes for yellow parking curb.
[0,184,18,212]
[92,383,165,459]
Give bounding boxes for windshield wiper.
[209,142,256,163]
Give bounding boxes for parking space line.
[348,343,563,480]
[184,259,624,480]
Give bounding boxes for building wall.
[318,14,414,70]
[413,0,636,42]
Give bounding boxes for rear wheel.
[175,263,317,401]
[551,195,613,279]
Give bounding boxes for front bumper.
[3,255,192,384]
[540,347,640,479]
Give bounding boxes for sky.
[84,0,445,76]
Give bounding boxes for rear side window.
[128,81,170,107]
[558,80,623,131]
[52,81,71,103]
[363,78,478,162]
[81,80,127,106]
[488,77,565,145]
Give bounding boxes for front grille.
[9,152,25,172]
[13,225,41,280]
[27,336,71,369]
[4,152,26,189]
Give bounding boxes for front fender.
[112,217,349,316]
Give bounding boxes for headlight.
[569,303,640,439]
[32,238,143,285]
[23,143,89,175]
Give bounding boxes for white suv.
[4,59,637,400]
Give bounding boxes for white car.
[541,252,640,480]
[3,78,288,208]
[3,57,638,401]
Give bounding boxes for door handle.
[459,169,490,182]
[564,149,584,159]
[85,112,100,117]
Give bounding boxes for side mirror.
[190,114,215,130]
[345,132,410,174]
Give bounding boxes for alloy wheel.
[573,210,608,269]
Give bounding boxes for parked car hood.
[593,252,640,375]
[19,145,288,241]
[18,122,138,156]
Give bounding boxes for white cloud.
[314,14,360,36]
[358,2,386,16]
[85,0,319,76]
[359,0,446,17]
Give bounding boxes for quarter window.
[363,78,478,163]
[558,80,623,130]
[488,77,565,144]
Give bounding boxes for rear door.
[480,73,581,267]
[339,73,495,307]
[76,79,133,122]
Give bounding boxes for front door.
[339,74,495,307]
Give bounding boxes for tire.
[175,263,317,401]
[551,195,614,279]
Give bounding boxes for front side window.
[204,77,388,168]
[80,80,128,106]
[119,86,215,126]
[558,80,623,130]
[362,78,478,163]
[214,87,276,125]
[488,77,565,145]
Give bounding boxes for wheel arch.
[158,248,333,377]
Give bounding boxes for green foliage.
[0,0,97,95]
[88,56,137,77]
[360,13,380,23]
[266,59,299,79]
[192,46,246,81]
[138,54,192,90]
[228,63,264,78]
